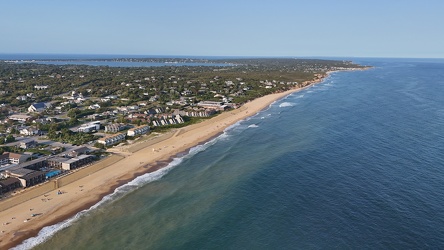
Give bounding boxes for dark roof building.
[0,177,21,195]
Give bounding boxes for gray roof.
[6,167,34,176]
[31,102,46,109]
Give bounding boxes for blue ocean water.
[16,58,444,249]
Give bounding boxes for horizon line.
[0,52,443,60]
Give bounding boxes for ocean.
[14,58,444,249]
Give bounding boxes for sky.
[1,0,443,58]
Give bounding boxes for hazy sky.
[1,0,443,58]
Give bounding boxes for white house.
[97,133,126,147]
[127,125,150,137]
[19,127,40,136]
[89,104,101,110]
[77,121,101,133]
[28,102,51,113]
[34,85,49,90]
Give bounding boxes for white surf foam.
[12,160,180,250]
[279,102,295,108]
[12,133,231,250]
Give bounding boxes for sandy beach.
[0,76,326,249]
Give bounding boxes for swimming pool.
[45,170,61,178]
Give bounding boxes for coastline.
[0,72,335,249]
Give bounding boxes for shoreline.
[0,71,338,249]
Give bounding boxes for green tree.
[5,134,15,143]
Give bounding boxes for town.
[0,58,365,198]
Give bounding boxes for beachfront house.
[46,157,67,169]
[61,155,95,170]
[127,125,150,137]
[0,177,21,195]
[97,133,126,147]
[66,146,91,158]
[104,124,125,133]
[197,101,229,111]
[5,166,45,188]
[46,154,95,170]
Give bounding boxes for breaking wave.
[11,131,233,250]
[279,102,295,108]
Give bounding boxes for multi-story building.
[0,152,30,165]
[5,166,45,188]
[104,124,125,133]
[127,125,150,137]
[78,121,101,133]
[97,133,126,147]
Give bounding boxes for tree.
[67,108,80,118]
[5,134,15,143]
[94,142,105,149]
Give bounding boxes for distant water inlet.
[20,58,444,249]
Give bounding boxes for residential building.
[28,102,51,113]
[16,95,27,101]
[105,124,125,133]
[197,101,229,111]
[19,157,48,170]
[78,121,101,133]
[8,114,31,122]
[127,125,150,137]
[66,146,91,158]
[89,104,101,110]
[0,177,21,195]
[19,126,40,136]
[0,154,8,165]
[97,133,126,147]
[61,155,95,170]
[19,139,37,149]
[34,85,49,90]
[5,166,45,188]
[151,115,184,127]
[0,152,30,165]
[46,157,67,169]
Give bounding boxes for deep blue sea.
[14,58,444,249]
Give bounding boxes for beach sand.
[0,77,325,249]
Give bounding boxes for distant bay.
[0,54,238,67]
